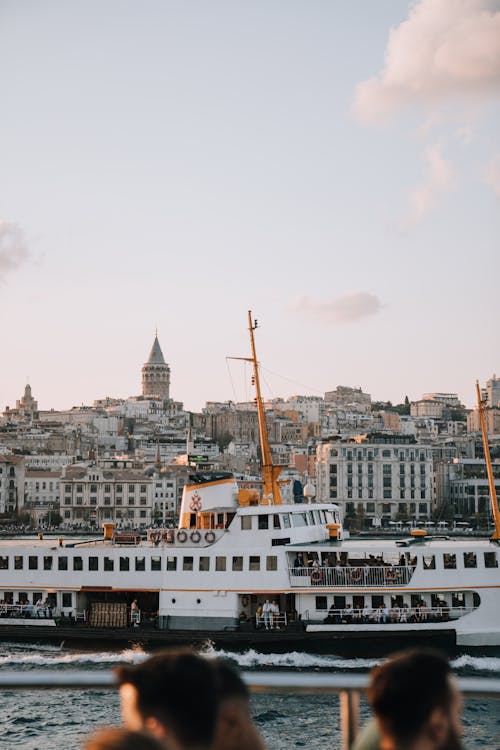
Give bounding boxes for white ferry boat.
[0,315,498,654]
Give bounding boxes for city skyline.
[1,1,499,412]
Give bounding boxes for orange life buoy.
[311,568,323,584]
[385,568,399,583]
[190,530,201,543]
[177,530,188,543]
[205,531,216,544]
[351,568,362,583]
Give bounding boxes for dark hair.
[368,649,453,743]
[84,727,169,750]
[212,658,249,703]
[115,649,218,748]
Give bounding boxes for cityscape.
[1,331,499,532]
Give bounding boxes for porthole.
[171,598,176,604]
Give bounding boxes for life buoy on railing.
[205,530,216,544]
[351,568,363,583]
[385,568,399,584]
[241,595,249,607]
[311,568,323,584]
[151,532,160,545]
[165,529,175,544]
[177,530,188,543]
[190,530,201,543]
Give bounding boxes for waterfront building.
[0,455,25,515]
[60,466,153,528]
[316,434,434,526]
[23,470,61,524]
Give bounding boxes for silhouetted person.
[367,649,463,750]
[211,658,266,750]
[116,649,218,750]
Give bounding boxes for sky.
[1,0,499,413]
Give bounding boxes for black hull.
[0,623,457,656]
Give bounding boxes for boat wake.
[0,645,147,668]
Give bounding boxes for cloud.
[484,156,500,198]
[353,0,500,124]
[291,292,383,324]
[0,221,30,282]
[405,144,455,224]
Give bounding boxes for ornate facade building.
[141,335,170,400]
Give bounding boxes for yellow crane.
[476,381,500,542]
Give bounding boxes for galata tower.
[141,334,170,400]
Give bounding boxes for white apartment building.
[60,466,153,528]
[0,455,25,514]
[23,471,61,524]
[316,435,434,526]
[410,400,444,419]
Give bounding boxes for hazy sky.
[1,0,499,412]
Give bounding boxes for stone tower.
[142,334,170,400]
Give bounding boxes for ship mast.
[247,311,283,505]
[476,381,500,542]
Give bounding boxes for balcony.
[288,564,416,587]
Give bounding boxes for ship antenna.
[247,311,283,505]
[476,381,500,543]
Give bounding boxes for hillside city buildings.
[1,337,500,532]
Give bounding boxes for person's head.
[211,658,265,750]
[84,727,172,750]
[367,649,462,750]
[116,649,219,750]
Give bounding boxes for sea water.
[0,644,498,749]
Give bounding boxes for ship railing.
[288,564,416,587]
[0,603,54,619]
[255,613,288,629]
[0,670,498,750]
[306,605,476,625]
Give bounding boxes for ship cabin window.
[291,513,307,528]
[464,552,477,568]
[423,555,435,570]
[266,555,278,571]
[189,514,197,529]
[151,556,161,571]
[33,592,42,604]
[58,557,68,571]
[271,515,281,529]
[258,515,269,530]
[73,557,83,571]
[472,592,480,607]
[89,557,98,571]
[29,556,38,570]
[232,556,243,571]
[216,556,226,572]
[452,592,465,607]
[183,557,194,571]
[44,556,53,570]
[166,557,177,571]
[484,552,498,568]
[199,556,210,572]
[249,556,260,571]
[3,592,13,604]
[372,595,385,608]
[18,592,28,604]
[0,557,8,570]
[308,511,315,525]
[241,516,252,531]
[282,514,291,529]
[120,557,130,572]
[316,596,327,610]
[104,557,114,571]
[62,593,72,608]
[443,554,456,569]
[135,557,145,572]
[14,556,23,570]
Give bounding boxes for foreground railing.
[0,670,498,750]
[289,564,416,586]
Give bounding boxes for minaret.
[142,334,170,400]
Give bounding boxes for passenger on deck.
[367,649,463,750]
[116,648,219,750]
[270,601,280,629]
[262,600,272,630]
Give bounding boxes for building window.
[14,556,23,570]
[0,556,8,570]
[62,593,72,608]
[241,516,252,530]
[315,596,328,610]
[199,556,210,572]
[44,556,53,571]
[120,557,130,572]
[484,552,498,568]
[266,556,278,571]
[423,555,435,570]
[216,556,226,572]
[249,556,260,571]
[151,556,161,571]
[89,557,98,571]
[104,557,114,571]
[166,557,177,571]
[73,557,83,571]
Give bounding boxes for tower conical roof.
[146,335,166,365]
